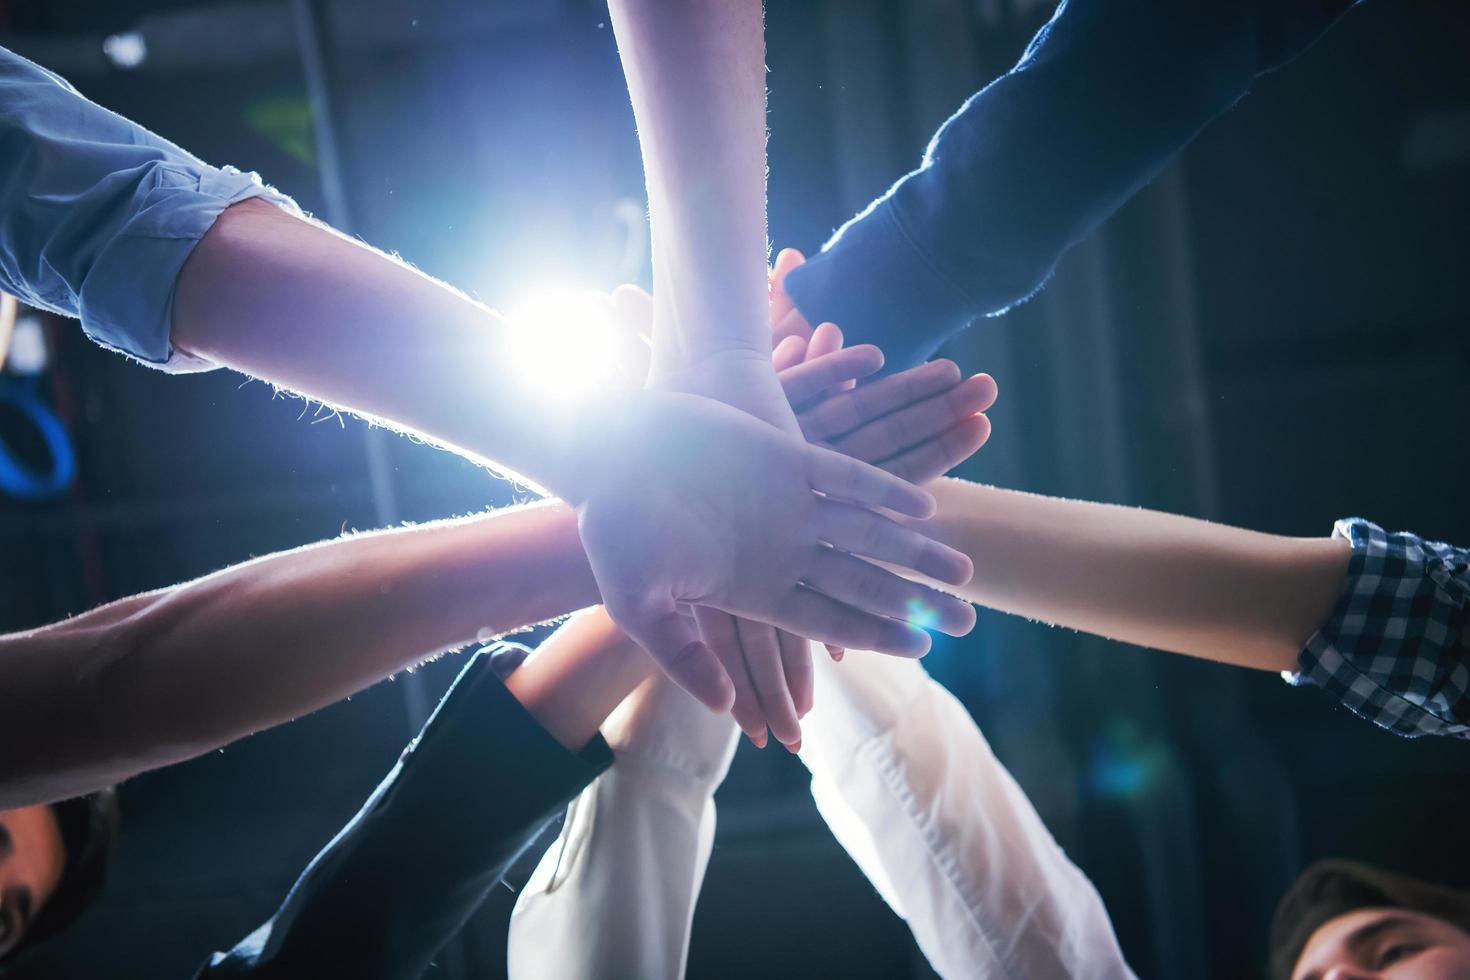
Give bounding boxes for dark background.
[1,1,1467,976]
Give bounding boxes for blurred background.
[0,0,1467,976]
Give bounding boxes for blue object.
[0,378,75,500]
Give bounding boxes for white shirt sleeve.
[507,649,1135,980]
[506,681,738,980]
[799,648,1136,979]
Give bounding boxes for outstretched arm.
[606,0,774,384]
[782,0,1363,369]
[922,490,1470,738]
[912,479,1350,672]
[0,501,597,809]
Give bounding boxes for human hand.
[573,389,975,715]
[608,286,883,749]
[790,326,998,486]
[604,288,992,747]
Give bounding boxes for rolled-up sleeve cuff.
[78,164,301,374]
[1285,518,1470,739]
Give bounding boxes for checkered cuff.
[1287,518,1470,739]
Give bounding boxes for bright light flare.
[505,290,622,400]
[905,597,940,631]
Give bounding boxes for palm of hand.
[575,392,817,710]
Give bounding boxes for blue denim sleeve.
[0,46,300,372]
[782,0,1360,368]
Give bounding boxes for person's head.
[1273,860,1470,980]
[0,791,118,966]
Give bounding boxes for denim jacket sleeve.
[783,0,1360,362]
[0,46,299,371]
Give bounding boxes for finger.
[805,321,844,361]
[769,247,806,324]
[608,317,653,388]
[610,283,656,344]
[779,346,883,409]
[735,618,802,747]
[694,607,768,747]
[778,630,816,717]
[614,600,734,713]
[804,549,977,637]
[804,322,863,400]
[777,587,932,658]
[831,373,999,464]
[804,444,936,519]
[772,334,809,373]
[880,414,993,485]
[800,360,963,442]
[772,307,815,346]
[816,499,973,585]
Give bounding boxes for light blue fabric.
[0,46,300,372]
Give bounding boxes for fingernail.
[750,731,767,749]
[787,739,802,755]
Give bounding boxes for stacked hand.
[594,281,996,747]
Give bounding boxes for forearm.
[608,0,770,367]
[509,651,736,980]
[802,650,1134,978]
[784,0,1359,354]
[0,500,597,806]
[171,199,608,498]
[505,607,655,752]
[508,753,719,980]
[919,479,1350,672]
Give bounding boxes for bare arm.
[0,501,598,807]
[916,479,1351,672]
[607,0,771,373]
[506,607,654,752]
[171,200,601,498]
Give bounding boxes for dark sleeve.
[196,651,613,980]
[782,0,1360,367]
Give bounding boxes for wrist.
[520,388,646,507]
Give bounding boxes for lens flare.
[506,290,620,399]
[905,597,939,631]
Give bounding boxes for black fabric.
[1268,860,1470,979]
[783,0,1362,371]
[197,650,612,980]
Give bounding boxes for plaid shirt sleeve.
[1285,518,1470,738]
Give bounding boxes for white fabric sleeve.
[799,648,1136,980]
[506,682,738,979]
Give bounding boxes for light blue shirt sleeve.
[0,46,302,372]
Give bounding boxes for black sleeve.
[196,651,612,980]
[783,0,1360,369]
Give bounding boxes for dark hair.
[2,789,120,967]
[1269,859,1470,979]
